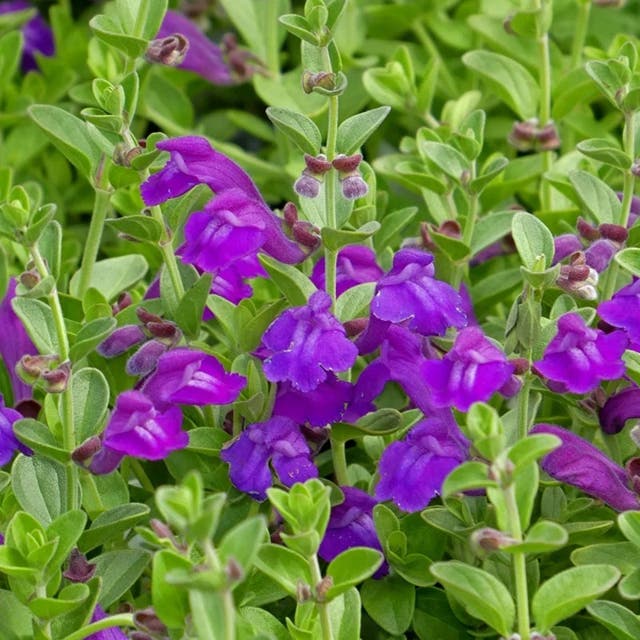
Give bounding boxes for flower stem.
[308,553,334,640]
[570,0,591,70]
[265,0,281,77]
[77,185,111,297]
[517,374,532,441]
[536,0,553,212]
[330,438,349,486]
[60,615,134,640]
[30,244,79,511]
[204,540,236,640]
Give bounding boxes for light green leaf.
[336,106,391,154]
[266,107,322,155]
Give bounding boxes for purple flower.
[262,291,358,393]
[156,9,233,85]
[553,234,583,264]
[141,348,246,409]
[585,238,617,273]
[211,254,267,305]
[1,278,37,404]
[97,325,146,358]
[534,313,627,394]
[273,374,352,427]
[87,605,128,640]
[311,245,383,296]
[598,279,640,348]
[318,487,387,578]
[531,424,640,511]
[0,1,54,72]
[600,386,640,435]
[220,416,318,500]
[370,248,467,337]
[422,327,514,412]
[375,412,470,512]
[140,137,308,264]
[0,394,30,466]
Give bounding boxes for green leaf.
[153,549,192,628]
[328,588,361,640]
[462,50,539,119]
[511,211,555,270]
[571,543,640,575]
[140,68,194,131]
[336,106,391,154]
[79,503,150,552]
[420,142,470,182]
[441,461,495,499]
[28,105,110,180]
[239,607,289,640]
[89,8,146,58]
[94,549,150,607]
[577,138,631,170]
[0,30,22,88]
[321,221,380,251]
[106,215,163,243]
[189,590,227,640]
[619,567,640,599]
[501,520,568,554]
[569,170,620,225]
[70,255,148,300]
[335,282,375,322]
[430,561,515,636]
[532,565,621,633]
[13,419,68,464]
[11,297,59,353]
[72,368,110,442]
[255,544,312,597]
[326,547,384,599]
[587,600,640,640]
[0,590,33,640]
[46,510,88,577]
[266,107,322,155]
[618,511,640,549]
[470,155,509,194]
[258,254,316,306]
[278,14,318,45]
[616,248,640,277]
[361,576,415,635]
[586,59,631,108]
[175,272,213,339]
[218,516,267,576]
[28,583,89,620]
[507,433,561,471]
[12,454,67,525]
[69,317,116,361]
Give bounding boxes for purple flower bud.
[262,291,358,393]
[291,221,321,249]
[552,234,583,264]
[471,528,517,553]
[41,362,70,393]
[375,412,469,512]
[0,394,31,466]
[599,223,628,244]
[537,122,561,150]
[71,436,102,465]
[141,348,246,409]
[97,325,147,358]
[146,33,189,66]
[534,313,627,394]
[294,172,321,199]
[585,238,617,273]
[302,71,337,93]
[531,424,640,511]
[600,386,640,435]
[87,605,128,639]
[63,549,96,583]
[577,217,600,241]
[133,607,168,636]
[340,175,369,200]
[125,340,168,377]
[220,416,318,501]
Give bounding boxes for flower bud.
[71,436,102,465]
[146,321,181,345]
[19,268,40,290]
[134,607,168,636]
[283,201,299,226]
[585,239,617,273]
[294,154,332,200]
[297,580,313,602]
[225,557,244,582]
[292,220,321,250]
[471,527,517,553]
[41,361,70,393]
[112,291,133,315]
[136,307,164,325]
[146,34,190,66]
[302,71,336,94]
[537,122,561,151]
[150,519,174,540]
[508,119,538,150]
[556,263,599,300]
[97,325,147,358]
[333,154,368,200]
[315,575,333,602]
[576,217,600,241]
[63,549,96,583]
[18,354,58,383]
[125,340,168,377]
[599,222,628,244]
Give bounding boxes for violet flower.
[262,291,358,393]
[273,374,352,427]
[140,137,308,264]
[318,486,388,578]
[598,278,640,349]
[531,424,640,511]
[220,416,318,500]
[1,278,37,404]
[210,254,267,305]
[0,393,30,466]
[422,327,515,412]
[141,348,246,409]
[311,245,383,296]
[87,605,128,640]
[600,386,640,435]
[155,9,233,85]
[0,1,54,72]
[534,313,628,394]
[553,234,583,264]
[96,325,146,358]
[375,412,470,512]
[370,248,467,338]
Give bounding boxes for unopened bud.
[112,291,133,315]
[136,307,164,325]
[341,175,368,199]
[283,201,299,226]
[146,321,181,344]
[97,325,147,358]
[438,220,462,238]
[19,269,40,290]
[344,317,368,337]
[315,575,333,602]
[292,220,321,250]
[509,357,530,375]
[632,161,640,177]
[18,354,58,382]
[556,263,598,300]
[150,519,174,539]
[294,173,321,198]
[332,153,362,173]
[304,153,332,174]
[134,607,168,635]
[125,340,168,377]
[146,34,190,66]
[508,119,538,150]
[537,122,561,150]
[471,527,517,553]
[41,361,70,393]
[576,217,600,241]
[71,436,102,465]
[63,549,96,583]
[297,581,313,602]
[599,222,628,244]
[302,70,336,94]
[225,557,244,582]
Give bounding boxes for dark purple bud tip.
[509,357,530,375]
[438,220,462,238]
[626,457,640,480]
[72,436,102,465]
[18,354,58,381]
[344,317,368,337]
[562,264,591,282]
[304,153,332,175]
[63,549,96,583]
[599,223,628,244]
[632,161,640,178]
[146,321,181,343]
[537,122,561,150]
[41,362,70,393]
[292,220,321,249]
[97,325,147,358]
[302,71,336,94]
[150,519,174,539]
[113,144,143,168]
[283,201,299,226]
[225,558,244,582]
[136,307,164,325]
[112,291,133,315]
[19,269,40,290]
[146,34,190,66]
[340,175,368,200]
[471,527,516,552]
[577,217,600,241]
[508,119,538,149]
[134,607,168,635]
[332,153,363,173]
[294,172,321,199]
[125,340,168,377]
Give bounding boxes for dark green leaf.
[361,576,415,635]
[336,106,391,154]
[266,107,322,155]
[79,503,150,552]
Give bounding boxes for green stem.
[30,245,79,511]
[35,585,52,639]
[61,615,134,640]
[204,540,236,640]
[570,0,591,70]
[264,0,281,76]
[123,0,151,75]
[330,439,349,486]
[517,374,532,441]
[129,458,155,493]
[148,205,185,301]
[232,410,243,437]
[308,554,334,640]
[504,484,530,640]
[412,22,458,97]
[78,186,111,297]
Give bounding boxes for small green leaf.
[321,221,380,251]
[79,503,151,552]
[153,550,192,628]
[470,155,509,193]
[278,14,318,45]
[89,12,146,58]
[11,297,59,353]
[430,561,515,637]
[328,588,361,640]
[616,248,640,277]
[326,547,384,599]
[13,419,68,463]
[587,600,640,640]
[361,576,415,635]
[507,433,561,471]
[70,255,148,300]
[335,282,375,322]
[511,211,555,270]
[72,368,110,442]
[569,170,620,225]
[420,142,470,182]
[336,106,391,154]
[28,583,89,620]
[255,544,312,597]
[69,317,116,361]
[106,215,163,243]
[501,520,568,554]
[266,107,322,155]
[258,254,316,306]
[586,59,631,108]
[618,511,640,549]
[532,565,621,633]
[218,516,267,576]
[175,272,213,339]
[576,138,631,170]
[441,462,495,499]
[94,549,151,607]
[619,567,640,599]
